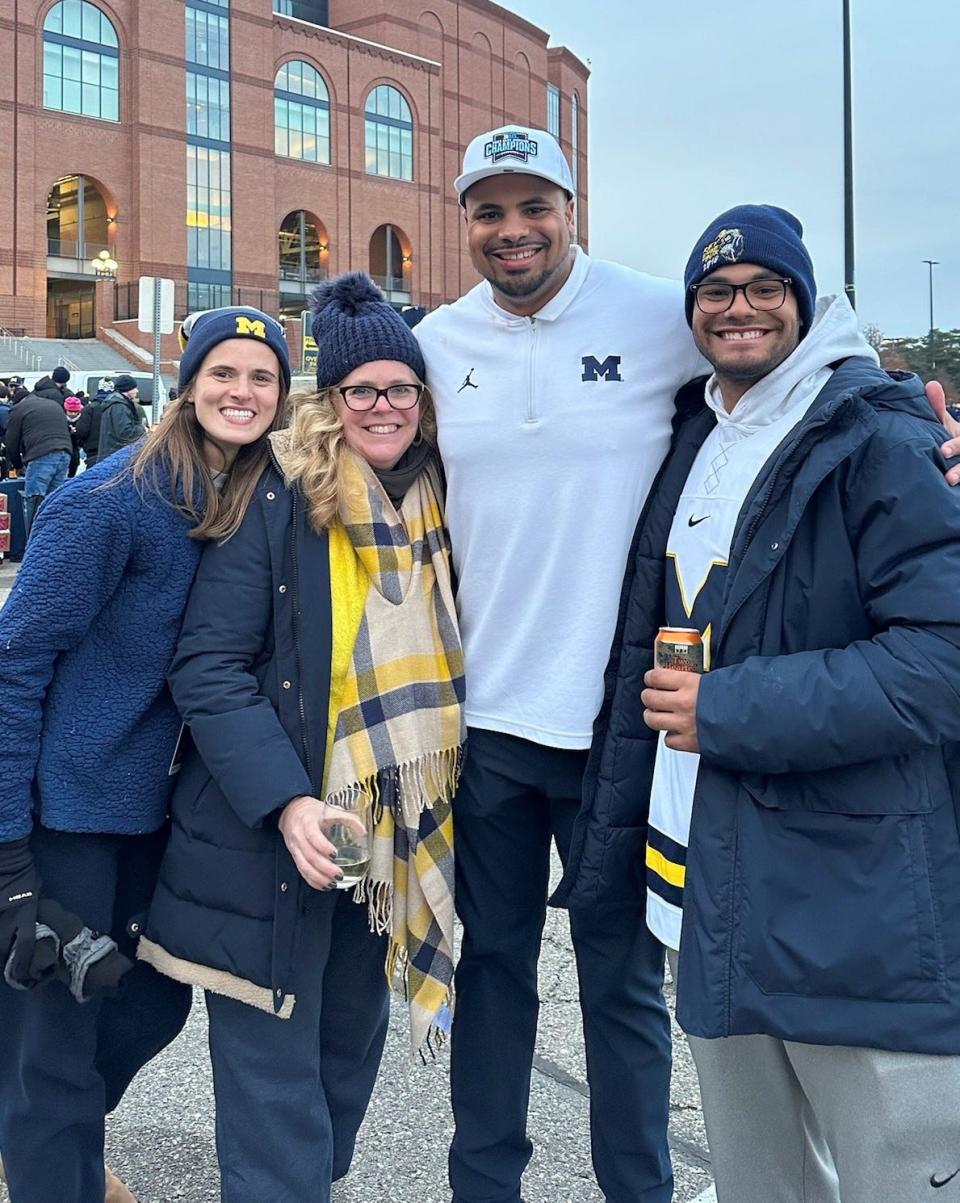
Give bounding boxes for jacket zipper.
[287,490,314,790]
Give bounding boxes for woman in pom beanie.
[0,307,291,1203]
[140,273,464,1202]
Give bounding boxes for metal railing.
[279,266,327,283]
[370,275,408,295]
[114,281,283,324]
[47,239,111,260]
[0,327,42,372]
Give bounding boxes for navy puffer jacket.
[140,464,332,1015]
[555,359,960,1053]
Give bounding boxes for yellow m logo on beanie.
[235,315,267,338]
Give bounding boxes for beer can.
[654,627,704,674]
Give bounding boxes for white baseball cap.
[454,126,575,205]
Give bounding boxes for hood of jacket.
[268,427,295,479]
[31,377,64,402]
[703,293,878,434]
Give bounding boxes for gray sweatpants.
[667,952,960,1202]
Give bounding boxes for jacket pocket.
[742,752,935,815]
[736,768,946,1003]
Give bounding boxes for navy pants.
[449,729,673,1203]
[0,825,193,1203]
[206,885,390,1203]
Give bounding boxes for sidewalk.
[1,883,714,1203]
[0,560,17,607]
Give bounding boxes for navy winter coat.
[98,392,147,461]
[555,359,960,1054]
[0,446,201,841]
[141,464,333,1015]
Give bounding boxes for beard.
[489,264,556,299]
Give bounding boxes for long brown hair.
[127,374,292,542]
[282,382,436,534]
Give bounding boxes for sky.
[508,0,959,338]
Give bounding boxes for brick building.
[0,0,589,352]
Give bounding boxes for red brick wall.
[0,0,589,338]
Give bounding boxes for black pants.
[0,826,193,1203]
[449,729,673,1203]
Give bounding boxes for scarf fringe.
[384,938,455,1061]
[324,746,462,824]
[354,875,393,936]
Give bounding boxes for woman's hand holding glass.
[278,796,367,890]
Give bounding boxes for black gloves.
[0,837,42,988]
[39,898,134,1003]
[0,838,134,1001]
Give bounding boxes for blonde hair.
[283,381,436,533]
[126,374,292,542]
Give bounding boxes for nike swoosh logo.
[931,1168,960,1188]
[688,515,710,527]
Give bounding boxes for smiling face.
[691,263,801,408]
[333,360,422,471]
[463,174,576,316]
[190,338,282,468]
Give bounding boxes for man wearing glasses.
[566,204,960,1201]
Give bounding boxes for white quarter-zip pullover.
[416,248,706,747]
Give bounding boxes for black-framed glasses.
[689,276,793,314]
[337,383,424,411]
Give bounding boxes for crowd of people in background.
[0,369,150,539]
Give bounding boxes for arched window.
[275,61,330,164]
[547,84,560,138]
[364,86,413,181]
[369,224,410,303]
[43,1,119,121]
[278,210,328,316]
[47,174,110,259]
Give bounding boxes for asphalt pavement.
[0,557,716,1202]
[0,873,715,1203]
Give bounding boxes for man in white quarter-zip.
[415,128,704,1203]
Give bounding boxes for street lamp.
[90,249,118,278]
[923,259,939,373]
[843,0,855,309]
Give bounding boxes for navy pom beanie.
[684,205,816,330]
[177,307,291,392]
[310,273,426,390]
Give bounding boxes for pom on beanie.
[310,272,426,391]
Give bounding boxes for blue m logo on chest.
[581,355,623,382]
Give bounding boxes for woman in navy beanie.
[140,274,464,1202]
[0,306,292,1203]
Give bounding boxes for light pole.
[923,259,939,373]
[843,0,855,309]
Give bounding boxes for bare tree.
[861,322,884,354]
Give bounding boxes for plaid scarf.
[325,450,464,1056]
